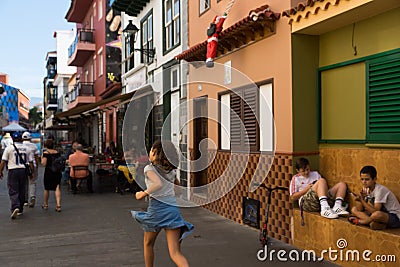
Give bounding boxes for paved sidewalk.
[0,167,338,267]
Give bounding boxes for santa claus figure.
[206,13,227,68]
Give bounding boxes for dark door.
[193,97,208,187]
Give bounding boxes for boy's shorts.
[300,188,334,212]
[387,213,400,228]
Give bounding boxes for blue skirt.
[131,196,194,242]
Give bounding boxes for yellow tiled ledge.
[292,209,400,267]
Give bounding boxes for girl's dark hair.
[360,165,377,179]
[45,139,54,149]
[295,157,310,170]
[151,140,179,172]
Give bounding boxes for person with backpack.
[41,139,63,212]
[0,132,34,219]
[22,132,40,208]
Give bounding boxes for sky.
[0,0,74,100]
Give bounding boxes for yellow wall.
[319,8,400,66]
[321,63,366,140]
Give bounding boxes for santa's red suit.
[206,14,226,68]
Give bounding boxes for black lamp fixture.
[123,20,156,58]
[64,93,69,103]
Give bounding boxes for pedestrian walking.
[41,139,63,212]
[22,132,40,208]
[131,140,194,267]
[1,132,13,156]
[0,132,34,219]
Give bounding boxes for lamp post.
[123,20,155,58]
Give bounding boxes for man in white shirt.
[1,132,13,156]
[22,132,39,207]
[0,132,34,219]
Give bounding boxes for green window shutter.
[367,52,400,143]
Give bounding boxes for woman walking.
[41,139,62,212]
[132,140,193,267]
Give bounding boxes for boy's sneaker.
[332,206,350,216]
[320,207,339,219]
[11,208,19,220]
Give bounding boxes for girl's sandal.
[55,206,62,212]
[42,204,48,210]
[348,216,360,225]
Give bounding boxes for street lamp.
[123,20,156,58]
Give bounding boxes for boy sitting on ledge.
[349,165,400,230]
[290,157,349,219]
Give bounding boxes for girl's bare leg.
[165,228,189,267]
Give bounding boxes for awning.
[55,91,135,120]
[111,0,150,17]
[175,4,280,62]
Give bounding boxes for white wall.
[56,30,77,75]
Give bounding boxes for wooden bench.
[292,209,400,267]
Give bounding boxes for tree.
[29,106,43,128]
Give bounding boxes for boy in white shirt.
[349,165,400,230]
[290,157,349,219]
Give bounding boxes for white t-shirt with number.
[23,140,39,168]
[2,142,34,170]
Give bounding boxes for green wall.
[292,34,320,152]
[319,8,400,67]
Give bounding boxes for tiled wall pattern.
[319,147,400,199]
[189,149,294,243]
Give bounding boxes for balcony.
[46,56,57,79]
[65,0,92,23]
[46,84,58,111]
[66,82,96,110]
[68,29,95,66]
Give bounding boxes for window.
[220,93,230,150]
[98,0,103,20]
[171,66,179,90]
[218,82,275,152]
[219,85,259,152]
[98,49,103,77]
[164,0,180,51]
[319,49,400,144]
[199,0,210,14]
[141,12,153,64]
[259,83,274,151]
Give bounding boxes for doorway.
[193,96,208,187]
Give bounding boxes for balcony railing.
[68,28,95,58]
[67,82,94,103]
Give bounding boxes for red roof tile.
[176,4,280,61]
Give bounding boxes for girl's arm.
[41,152,48,166]
[135,170,162,200]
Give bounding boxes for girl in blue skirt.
[132,140,193,267]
